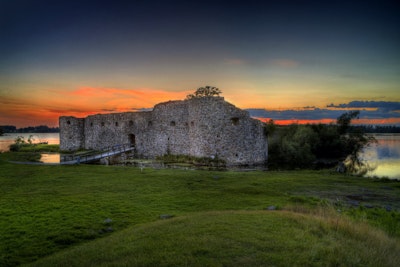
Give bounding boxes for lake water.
[0,133,399,178]
[362,134,400,179]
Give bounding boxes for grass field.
[0,151,399,266]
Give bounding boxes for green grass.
[18,144,60,153]
[156,153,226,167]
[0,152,399,266]
[27,211,400,267]
[3,151,42,162]
[5,144,59,162]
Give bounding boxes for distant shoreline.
[0,125,59,134]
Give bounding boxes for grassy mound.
[27,210,400,267]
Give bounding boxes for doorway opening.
[128,134,136,147]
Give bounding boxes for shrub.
[267,112,375,172]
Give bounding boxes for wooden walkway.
[61,144,135,165]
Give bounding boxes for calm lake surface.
[362,134,400,179]
[1,133,399,178]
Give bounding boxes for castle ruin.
[59,96,268,166]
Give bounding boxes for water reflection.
[40,153,60,163]
[1,133,399,178]
[362,134,400,179]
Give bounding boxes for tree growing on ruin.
[186,86,222,99]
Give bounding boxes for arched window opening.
[170,121,176,126]
[129,120,134,126]
[67,120,71,125]
[101,122,105,127]
[115,122,119,127]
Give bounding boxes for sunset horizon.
[2,92,400,128]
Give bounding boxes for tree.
[268,124,318,168]
[264,119,276,136]
[9,136,26,151]
[341,127,376,175]
[186,86,222,99]
[337,110,359,134]
[333,110,376,174]
[267,111,376,173]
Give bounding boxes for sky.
[0,0,399,127]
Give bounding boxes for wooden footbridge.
[60,144,135,165]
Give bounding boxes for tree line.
[351,125,400,133]
[0,125,59,134]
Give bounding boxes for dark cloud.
[247,109,345,120]
[247,101,400,122]
[327,101,400,111]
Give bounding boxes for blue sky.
[0,0,399,126]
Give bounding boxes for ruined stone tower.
[59,97,268,165]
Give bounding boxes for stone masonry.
[59,97,268,165]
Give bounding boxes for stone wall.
[186,97,267,165]
[59,97,268,165]
[83,112,152,151]
[59,116,84,151]
[149,100,190,157]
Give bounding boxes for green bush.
[267,112,375,171]
[268,124,319,168]
[9,136,59,152]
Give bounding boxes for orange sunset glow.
[1,84,400,127]
[0,87,194,127]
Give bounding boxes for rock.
[381,186,393,191]
[346,194,363,201]
[336,162,346,173]
[364,204,374,209]
[160,214,174,219]
[103,218,113,224]
[265,205,277,211]
[99,227,114,234]
[385,205,392,212]
[347,200,360,207]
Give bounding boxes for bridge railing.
[61,143,134,164]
